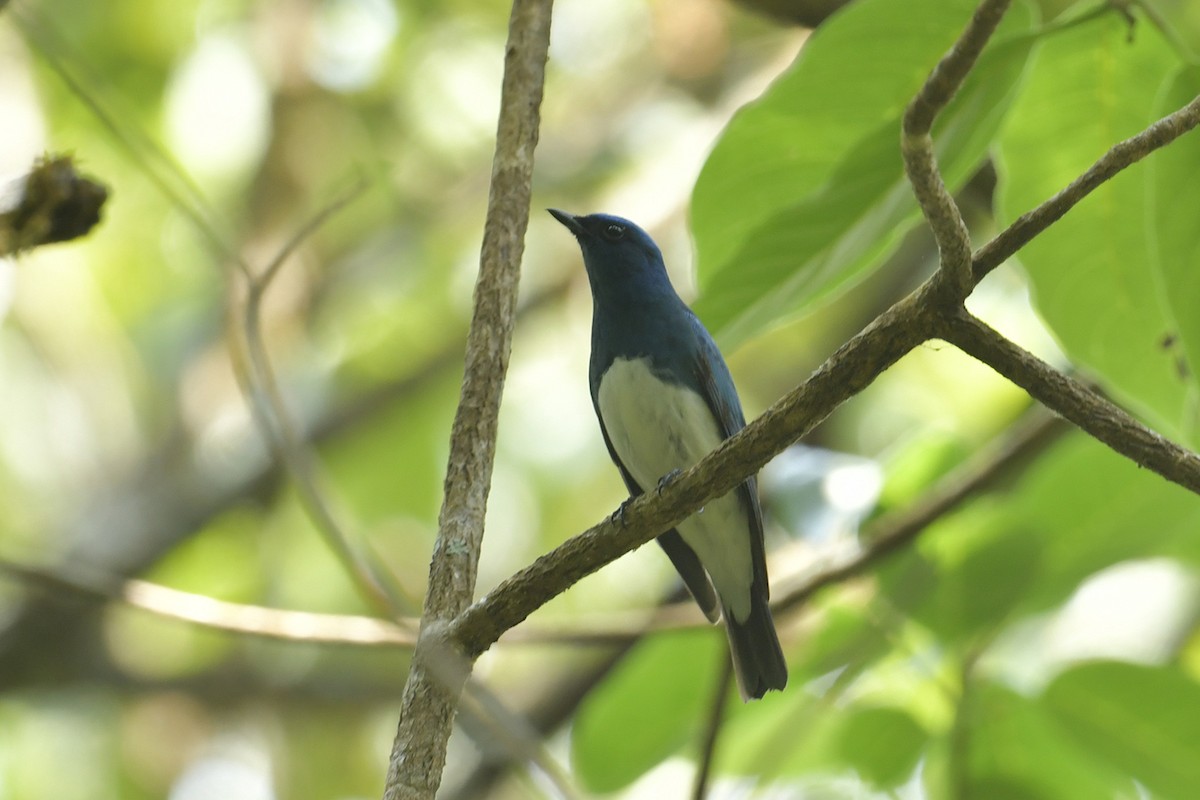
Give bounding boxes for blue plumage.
[549,209,787,700]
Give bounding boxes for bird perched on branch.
[549,209,787,700]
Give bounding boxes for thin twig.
[440,647,635,800]
[0,557,578,795]
[901,0,1011,298]
[459,683,583,800]
[21,13,404,619]
[255,176,370,291]
[972,91,1200,282]
[234,182,406,616]
[691,653,734,800]
[22,2,408,616]
[1131,0,1197,62]
[936,310,1200,493]
[384,1,553,797]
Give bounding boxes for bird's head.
[548,210,672,298]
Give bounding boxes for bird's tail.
[724,593,787,701]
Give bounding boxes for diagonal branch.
[451,291,938,658]
[935,310,1200,494]
[383,1,553,797]
[902,0,1011,298]
[972,90,1200,282]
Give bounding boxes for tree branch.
[383,1,553,797]
[935,310,1200,494]
[451,291,937,658]
[902,0,1010,297]
[0,558,414,646]
[972,90,1200,282]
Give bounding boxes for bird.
[549,209,787,700]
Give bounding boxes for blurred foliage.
[1,0,1200,798]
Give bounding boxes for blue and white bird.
[550,209,787,700]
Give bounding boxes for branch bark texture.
[902,0,1010,297]
[936,311,1200,494]
[972,89,1200,282]
[382,2,552,798]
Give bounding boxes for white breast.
[597,357,753,618]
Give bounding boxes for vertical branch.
[383,1,553,798]
[901,0,1011,298]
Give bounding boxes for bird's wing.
[592,397,720,621]
[690,320,770,599]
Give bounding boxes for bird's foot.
[656,469,683,494]
[613,497,634,527]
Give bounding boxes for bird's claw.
[657,469,683,494]
[613,498,633,527]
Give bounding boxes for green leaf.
[835,705,927,788]
[715,687,833,779]
[717,690,927,786]
[1147,64,1200,438]
[1042,661,1200,799]
[878,503,1040,643]
[791,599,890,683]
[691,0,1035,345]
[995,10,1186,437]
[957,680,1129,799]
[571,630,721,793]
[881,431,1200,637]
[1010,433,1200,614]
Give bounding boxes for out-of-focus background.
[3,0,1200,798]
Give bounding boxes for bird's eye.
[602,224,626,241]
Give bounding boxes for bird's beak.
[547,208,586,236]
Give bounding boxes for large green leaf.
[876,426,1200,650]
[880,432,1200,642]
[835,704,928,788]
[995,10,1187,437]
[691,0,1035,345]
[570,630,721,792]
[716,688,928,787]
[944,680,1129,799]
[790,598,890,684]
[877,503,1041,644]
[1147,65,1200,439]
[1042,661,1200,799]
[1009,432,1200,614]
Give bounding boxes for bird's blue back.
[572,215,746,435]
